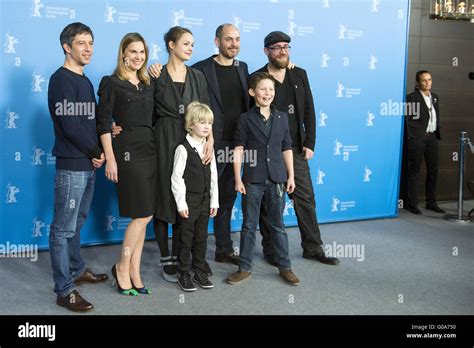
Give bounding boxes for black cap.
[264,31,291,47]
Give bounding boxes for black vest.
[182,139,211,194]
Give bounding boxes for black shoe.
[425,204,446,214]
[193,262,213,277]
[215,252,239,265]
[56,290,94,312]
[405,205,422,215]
[177,272,197,292]
[160,256,178,283]
[193,268,214,289]
[303,253,340,265]
[111,264,139,296]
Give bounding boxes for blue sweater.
[48,67,102,171]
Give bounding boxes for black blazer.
[234,106,292,184]
[405,89,441,140]
[192,56,250,159]
[253,65,316,151]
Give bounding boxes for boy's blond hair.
[185,102,214,134]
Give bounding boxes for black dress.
[97,75,156,218]
[154,65,209,224]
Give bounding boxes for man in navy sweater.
[48,22,107,312]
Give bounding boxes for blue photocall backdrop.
[1,0,410,249]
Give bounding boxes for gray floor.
[1,201,473,315]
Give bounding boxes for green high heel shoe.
[111,264,139,296]
[131,280,152,295]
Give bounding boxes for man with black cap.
[252,31,339,266]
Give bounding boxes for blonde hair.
[114,32,150,85]
[185,102,214,134]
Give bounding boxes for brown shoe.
[226,271,251,285]
[74,267,109,286]
[56,290,94,312]
[279,269,300,286]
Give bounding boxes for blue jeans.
[239,180,291,272]
[49,169,96,297]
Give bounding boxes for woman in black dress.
[153,27,210,282]
[97,33,155,295]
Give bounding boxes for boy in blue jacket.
[227,72,300,286]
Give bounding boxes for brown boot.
[56,290,94,312]
[226,271,251,285]
[279,269,300,286]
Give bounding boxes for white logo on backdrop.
[287,10,314,37]
[6,184,20,203]
[288,10,297,36]
[331,196,356,212]
[233,15,243,30]
[4,33,19,54]
[320,52,330,68]
[32,73,46,92]
[32,0,75,19]
[172,9,203,28]
[334,139,343,155]
[150,43,162,61]
[337,81,361,98]
[32,218,46,237]
[336,82,345,98]
[334,140,359,161]
[31,0,44,17]
[371,0,380,12]
[105,3,117,23]
[232,13,260,32]
[338,25,364,40]
[319,110,328,127]
[106,214,116,231]
[231,206,239,221]
[6,110,19,129]
[338,25,348,39]
[369,54,377,70]
[363,166,372,182]
[316,169,326,185]
[283,200,294,216]
[367,111,375,127]
[31,146,45,165]
[106,3,139,24]
[331,196,340,212]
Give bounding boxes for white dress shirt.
[422,92,437,133]
[171,134,219,212]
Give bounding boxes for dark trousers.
[177,192,210,273]
[406,133,439,207]
[260,149,324,257]
[213,160,237,254]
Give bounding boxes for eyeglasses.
[267,45,291,52]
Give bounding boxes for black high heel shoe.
[111,264,139,296]
[131,280,152,295]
